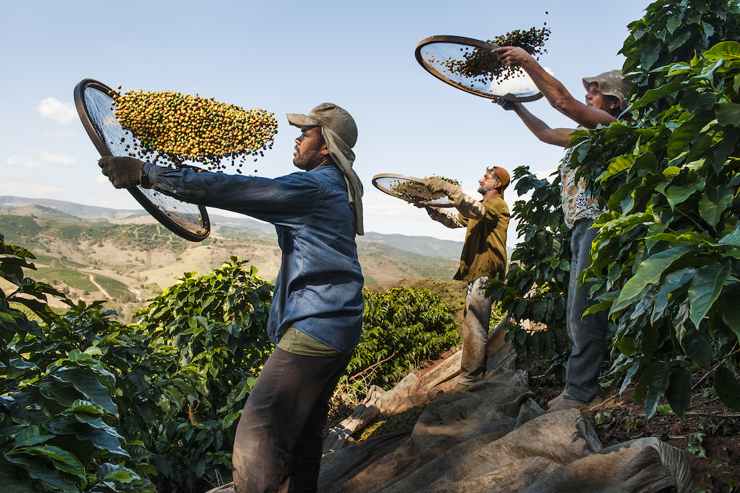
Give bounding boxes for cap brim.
[287,113,319,128]
[582,77,597,91]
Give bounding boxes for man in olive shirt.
[424,166,510,385]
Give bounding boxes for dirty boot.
[547,392,589,412]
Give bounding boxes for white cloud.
[38,152,76,166]
[6,155,37,169]
[37,97,76,124]
[490,67,555,99]
[5,152,76,169]
[0,180,62,197]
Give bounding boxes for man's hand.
[492,97,518,111]
[98,156,145,189]
[423,177,458,195]
[494,46,534,67]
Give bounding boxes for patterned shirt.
[559,145,601,229]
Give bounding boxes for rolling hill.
[0,196,465,318]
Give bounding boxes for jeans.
[459,276,494,384]
[564,220,609,403]
[232,347,351,493]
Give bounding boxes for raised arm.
[99,156,322,223]
[495,47,616,128]
[503,101,574,147]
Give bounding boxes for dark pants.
[459,276,494,384]
[564,220,609,403]
[232,347,351,493]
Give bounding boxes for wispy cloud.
[0,180,62,197]
[37,97,76,124]
[6,152,77,169]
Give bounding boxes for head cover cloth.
[287,103,364,235]
[582,69,631,109]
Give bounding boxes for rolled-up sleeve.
[143,163,323,222]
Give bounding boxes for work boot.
[547,392,589,412]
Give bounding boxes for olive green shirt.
[453,196,510,282]
[278,326,340,357]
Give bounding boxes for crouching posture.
[100,103,364,493]
[423,167,510,386]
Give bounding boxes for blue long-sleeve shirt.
[143,162,364,353]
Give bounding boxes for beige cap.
[287,102,358,148]
[582,69,631,108]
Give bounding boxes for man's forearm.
[427,207,466,228]
[510,104,573,147]
[518,58,574,113]
[448,189,486,220]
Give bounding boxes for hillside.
[0,196,463,318]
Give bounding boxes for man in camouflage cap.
[99,102,364,492]
[493,46,630,411]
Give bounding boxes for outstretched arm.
[142,163,322,222]
[504,101,574,147]
[99,156,322,223]
[494,47,616,128]
[425,206,467,229]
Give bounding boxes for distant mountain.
[363,232,462,260]
[0,196,464,260]
[0,196,142,220]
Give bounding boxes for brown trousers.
[232,347,351,493]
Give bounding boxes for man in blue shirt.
[99,103,364,493]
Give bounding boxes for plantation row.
[0,239,460,493]
[492,0,740,418]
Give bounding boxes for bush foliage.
[1,239,459,492]
[497,0,740,417]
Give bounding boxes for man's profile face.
[478,171,500,195]
[293,126,329,170]
[585,83,617,113]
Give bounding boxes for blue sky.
[0,0,650,242]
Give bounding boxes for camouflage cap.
[287,102,358,148]
[582,69,630,108]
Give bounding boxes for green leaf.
[703,41,740,62]
[717,103,740,127]
[14,426,55,447]
[651,268,695,324]
[631,81,681,109]
[76,429,129,458]
[51,368,118,417]
[611,246,691,315]
[666,366,691,417]
[99,463,141,484]
[0,459,36,493]
[666,14,681,34]
[698,187,733,227]
[715,365,740,410]
[645,361,670,419]
[719,224,740,247]
[13,445,86,485]
[720,286,740,343]
[3,454,79,493]
[597,155,635,183]
[688,263,731,328]
[662,182,705,209]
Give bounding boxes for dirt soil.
[524,356,740,493]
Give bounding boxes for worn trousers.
[459,276,495,384]
[232,347,351,493]
[564,220,609,403]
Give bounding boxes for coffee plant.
[0,233,154,492]
[488,166,571,358]
[1,236,461,492]
[500,0,739,419]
